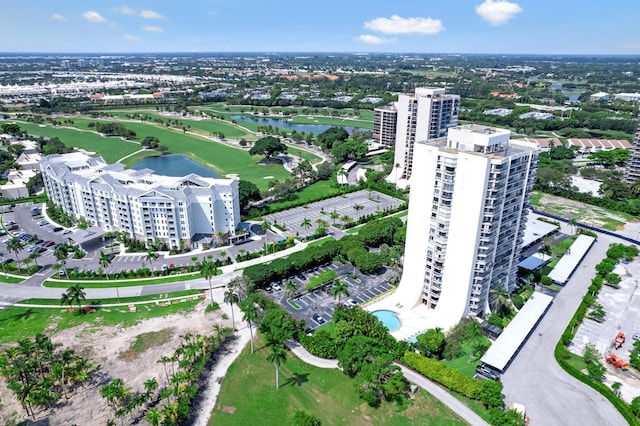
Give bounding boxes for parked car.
[2,258,14,264]
[345,298,357,308]
[62,230,72,235]
[43,241,55,248]
[264,285,273,292]
[633,332,640,341]
[272,283,282,291]
[52,227,63,233]
[312,314,326,324]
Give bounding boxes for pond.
[132,154,219,178]
[231,115,365,135]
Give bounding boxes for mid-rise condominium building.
[392,87,460,185]
[41,153,240,249]
[373,105,398,147]
[625,120,640,184]
[389,124,538,331]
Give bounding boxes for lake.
[132,154,220,178]
[231,115,365,134]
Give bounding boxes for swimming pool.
[372,310,401,332]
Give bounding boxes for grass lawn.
[14,121,140,163]
[0,297,203,345]
[530,191,544,207]
[19,290,202,306]
[441,341,485,377]
[209,335,465,426]
[264,180,344,212]
[43,270,219,288]
[0,275,25,283]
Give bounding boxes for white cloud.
[356,34,397,45]
[116,6,136,15]
[51,13,67,21]
[364,15,444,35]
[139,9,165,19]
[81,11,107,23]
[123,34,141,41]
[475,0,522,26]
[142,25,164,33]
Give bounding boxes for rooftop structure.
[626,120,640,184]
[547,235,596,285]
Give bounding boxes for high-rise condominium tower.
[392,87,460,184]
[625,120,640,184]
[391,124,539,330]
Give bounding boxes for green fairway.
[261,180,344,212]
[210,335,465,426]
[0,295,203,345]
[34,117,292,191]
[15,121,140,163]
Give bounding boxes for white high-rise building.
[376,125,538,334]
[373,105,398,147]
[41,153,240,249]
[391,87,460,186]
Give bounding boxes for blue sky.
[2,0,640,54]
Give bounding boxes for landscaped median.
[43,270,218,288]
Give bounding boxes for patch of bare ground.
[0,301,230,425]
[536,193,628,228]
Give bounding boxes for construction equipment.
[614,332,626,349]
[606,354,630,370]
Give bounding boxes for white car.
[272,283,282,291]
[345,299,357,307]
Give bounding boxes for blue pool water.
[372,310,401,332]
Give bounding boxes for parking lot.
[266,261,396,329]
[263,190,405,239]
[570,259,640,402]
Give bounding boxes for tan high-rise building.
[373,105,398,147]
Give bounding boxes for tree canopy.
[317,127,349,151]
[248,136,287,159]
[238,180,261,211]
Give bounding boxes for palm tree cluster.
[0,334,94,419]
[101,377,159,422]
[130,329,232,426]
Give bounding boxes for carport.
[480,291,554,374]
[69,226,106,251]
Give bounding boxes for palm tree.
[98,251,112,279]
[66,283,86,311]
[353,204,364,221]
[201,260,217,307]
[145,407,161,426]
[224,289,239,330]
[261,218,271,252]
[329,279,350,304]
[337,167,348,184]
[490,285,510,313]
[28,252,41,268]
[191,255,199,267]
[341,215,353,227]
[540,236,553,257]
[612,381,622,397]
[394,162,401,183]
[266,343,287,389]
[60,290,73,311]
[329,210,339,226]
[239,297,259,353]
[284,279,298,298]
[7,237,24,273]
[143,248,157,269]
[300,217,312,235]
[54,245,69,278]
[568,218,577,235]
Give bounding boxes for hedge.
[403,351,484,400]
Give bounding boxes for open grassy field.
[209,335,465,426]
[257,180,345,213]
[15,121,140,163]
[0,295,203,345]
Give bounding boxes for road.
[501,233,627,426]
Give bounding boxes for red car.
[43,240,55,248]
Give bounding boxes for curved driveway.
[501,233,626,426]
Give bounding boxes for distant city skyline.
[2,1,640,54]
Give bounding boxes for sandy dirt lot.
[0,301,232,425]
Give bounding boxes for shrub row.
[403,351,484,400]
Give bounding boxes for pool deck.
[367,296,433,341]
